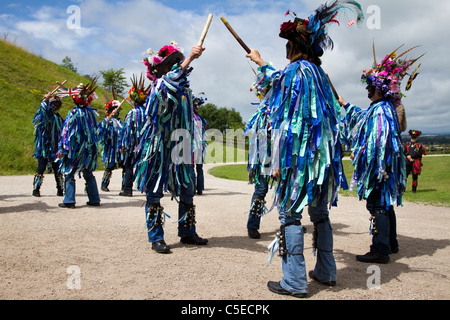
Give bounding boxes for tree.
[99,68,128,95]
[198,103,245,132]
[61,56,77,73]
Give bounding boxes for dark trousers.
[122,159,134,193]
[247,174,269,230]
[195,164,204,192]
[366,189,399,255]
[35,157,61,188]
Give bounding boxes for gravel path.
[1,163,449,300]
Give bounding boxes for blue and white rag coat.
[97,116,123,168]
[57,105,99,175]
[255,60,346,214]
[134,64,195,198]
[33,100,64,161]
[342,99,406,208]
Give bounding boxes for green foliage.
[0,39,132,175]
[198,103,245,132]
[208,156,450,207]
[61,56,77,73]
[99,68,128,95]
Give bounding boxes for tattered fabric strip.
[98,117,123,167]
[57,106,99,175]
[134,65,196,199]
[118,105,147,166]
[342,100,406,209]
[33,101,64,161]
[265,60,346,215]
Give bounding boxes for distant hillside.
[401,134,450,145]
[0,39,132,175]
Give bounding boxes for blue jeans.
[145,164,196,242]
[63,168,100,205]
[366,189,398,255]
[247,174,269,230]
[279,201,336,294]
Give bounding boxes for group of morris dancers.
[31,0,425,298]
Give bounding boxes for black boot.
[356,252,390,264]
[152,240,170,254]
[267,281,307,298]
[32,173,44,197]
[56,173,64,196]
[101,170,112,192]
[180,234,208,245]
[147,204,170,253]
[248,228,261,239]
[179,203,208,245]
[247,195,266,239]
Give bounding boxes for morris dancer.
[404,129,426,193]
[192,94,208,195]
[32,92,64,197]
[339,44,424,262]
[98,98,123,191]
[118,74,148,197]
[57,80,101,208]
[245,0,362,297]
[135,41,208,253]
[245,72,273,239]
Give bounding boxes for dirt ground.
[0,163,449,301]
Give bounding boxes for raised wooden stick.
[221,17,251,54]
[50,80,67,95]
[198,14,213,46]
[326,74,339,100]
[109,99,126,118]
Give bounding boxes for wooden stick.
[198,14,213,46]
[326,74,339,100]
[220,17,251,54]
[50,80,67,95]
[109,99,126,118]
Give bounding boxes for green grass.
[0,39,133,175]
[208,156,450,207]
[204,141,248,164]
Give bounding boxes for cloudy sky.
[1,0,449,133]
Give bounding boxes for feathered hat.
[361,43,425,107]
[192,92,207,112]
[408,129,422,138]
[143,41,184,81]
[279,0,364,61]
[103,89,121,116]
[71,77,99,107]
[127,73,150,105]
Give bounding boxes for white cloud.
[2,0,449,133]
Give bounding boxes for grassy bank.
[0,39,131,175]
[208,156,450,207]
